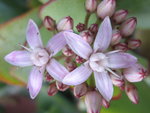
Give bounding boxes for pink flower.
[4,19,69,99]
[62,17,137,101]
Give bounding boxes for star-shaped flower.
[62,17,137,101]
[5,19,69,99]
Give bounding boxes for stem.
[87,74,95,88]
[84,12,91,28]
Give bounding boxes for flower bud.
[80,30,94,44]
[123,63,147,82]
[45,73,54,82]
[76,23,86,32]
[110,73,124,87]
[97,0,116,19]
[62,45,74,56]
[85,0,97,13]
[114,43,128,52]
[73,83,87,98]
[65,62,77,72]
[113,9,128,24]
[111,30,122,45]
[102,98,110,108]
[120,17,137,37]
[43,16,56,31]
[127,39,141,49]
[75,56,85,64]
[88,24,98,34]
[85,91,102,113]
[125,83,139,104]
[56,81,69,91]
[57,16,73,31]
[47,83,58,96]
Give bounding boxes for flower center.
[89,53,108,72]
[30,48,49,67]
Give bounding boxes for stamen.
[19,44,32,52]
[106,67,122,78]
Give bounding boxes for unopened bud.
[75,56,85,64]
[85,91,102,113]
[97,0,116,19]
[114,43,128,52]
[120,17,137,37]
[56,81,69,91]
[66,62,77,72]
[102,98,110,108]
[123,63,147,82]
[110,73,124,87]
[73,83,87,98]
[45,73,54,82]
[111,30,122,45]
[76,23,86,32]
[43,16,56,31]
[57,16,73,31]
[127,39,141,49]
[125,83,139,104]
[62,45,74,56]
[85,0,97,13]
[113,9,128,24]
[48,83,58,96]
[80,30,94,44]
[88,24,98,34]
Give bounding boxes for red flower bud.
[65,62,77,72]
[111,30,122,45]
[57,16,74,31]
[113,9,128,24]
[73,83,87,98]
[75,56,85,64]
[56,81,69,91]
[80,30,94,44]
[102,98,110,108]
[114,43,128,52]
[125,83,139,104]
[88,24,98,34]
[85,0,97,13]
[45,73,54,82]
[127,39,141,49]
[97,0,116,19]
[62,45,74,56]
[48,83,58,96]
[76,23,86,32]
[120,17,137,37]
[43,16,56,31]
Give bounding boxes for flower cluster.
[4,0,148,113]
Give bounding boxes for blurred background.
[0,0,150,113]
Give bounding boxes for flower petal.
[4,50,32,67]
[63,62,92,85]
[27,67,44,99]
[46,32,67,56]
[94,71,113,101]
[94,17,112,52]
[64,31,93,59]
[107,52,137,69]
[26,19,43,49]
[46,58,69,82]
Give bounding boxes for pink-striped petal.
[26,19,43,49]
[94,17,112,52]
[46,58,69,82]
[63,62,92,85]
[94,71,113,101]
[46,32,67,56]
[64,31,93,59]
[4,50,32,67]
[107,52,137,69]
[28,67,44,99]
